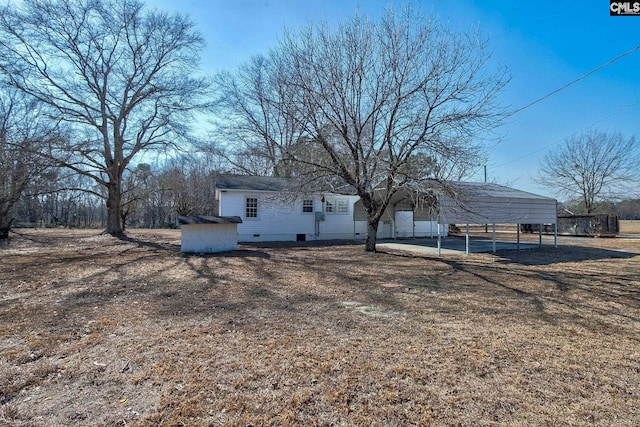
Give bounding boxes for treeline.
[12,156,221,230]
[14,168,640,230]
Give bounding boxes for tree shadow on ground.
[118,235,274,259]
[382,237,639,265]
[182,249,271,259]
[242,239,363,249]
[493,245,639,265]
[379,244,640,324]
[118,234,181,252]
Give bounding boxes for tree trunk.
[120,210,128,232]
[365,217,380,252]
[0,212,13,240]
[105,181,124,237]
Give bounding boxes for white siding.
[395,211,414,238]
[354,220,448,240]
[354,200,447,240]
[181,223,238,253]
[414,221,448,237]
[218,190,359,242]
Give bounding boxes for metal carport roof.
[437,182,557,225]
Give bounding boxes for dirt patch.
[1,229,639,426]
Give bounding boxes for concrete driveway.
[377,236,543,255]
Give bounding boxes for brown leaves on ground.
[0,229,639,426]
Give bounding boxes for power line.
[509,43,640,117]
[492,98,640,169]
[488,45,640,172]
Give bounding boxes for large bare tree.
[213,55,305,177]
[217,6,508,251]
[0,86,61,239]
[536,130,639,213]
[0,0,211,236]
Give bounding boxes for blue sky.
[148,0,640,198]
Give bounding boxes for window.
[325,199,334,213]
[336,199,348,214]
[245,197,257,218]
[325,198,348,214]
[302,199,313,213]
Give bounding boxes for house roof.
[178,215,243,225]
[214,174,357,195]
[215,174,294,192]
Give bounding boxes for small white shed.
[178,215,243,253]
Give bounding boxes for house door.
[395,211,414,238]
[382,220,393,239]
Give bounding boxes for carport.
[437,182,558,255]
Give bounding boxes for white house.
[214,175,360,242]
[353,190,447,240]
[213,175,556,245]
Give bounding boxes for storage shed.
[178,215,242,253]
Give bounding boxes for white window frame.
[325,198,348,214]
[336,199,349,214]
[245,197,258,219]
[302,199,314,213]
[325,199,334,213]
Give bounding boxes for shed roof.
[178,215,243,225]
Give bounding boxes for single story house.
[213,175,557,245]
[214,174,360,242]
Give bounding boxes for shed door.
[395,211,414,238]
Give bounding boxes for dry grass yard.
[1,229,639,426]
[620,220,640,234]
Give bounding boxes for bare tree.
[0,86,60,239]
[214,55,304,177]
[536,130,639,213]
[221,5,508,251]
[0,0,211,237]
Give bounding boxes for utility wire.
[508,43,640,117]
[493,98,640,168]
[488,45,640,173]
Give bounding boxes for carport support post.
[539,224,543,248]
[492,223,496,253]
[465,223,470,255]
[437,216,441,256]
[517,224,520,250]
